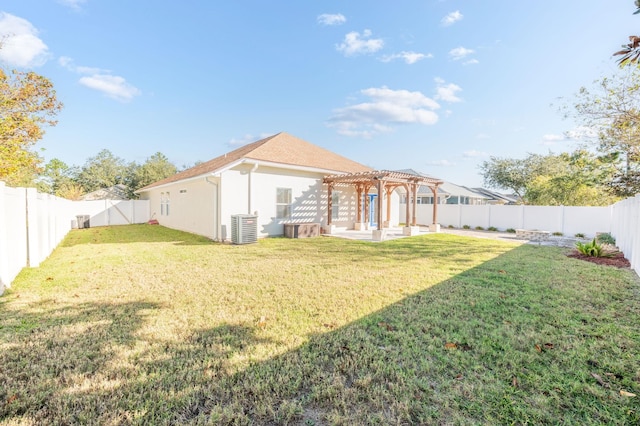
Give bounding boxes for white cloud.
[58,56,107,74]
[328,86,440,137]
[426,159,456,167]
[476,133,491,140]
[0,13,49,68]
[228,133,272,146]
[441,11,463,26]
[336,29,383,56]
[449,46,474,60]
[564,126,598,140]
[57,0,87,10]
[317,13,346,26]
[463,150,488,158]
[79,74,140,102]
[434,78,462,103]
[542,134,564,142]
[380,51,432,64]
[59,56,140,102]
[463,59,479,65]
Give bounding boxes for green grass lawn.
[1,225,639,425]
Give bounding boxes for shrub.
[597,232,616,246]
[447,224,454,229]
[506,228,516,233]
[552,231,563,236]
[475,226,484,231]
[575,233,585,238]
[575,238,613,258]
[462,225,470,229]
[488,226,498,232]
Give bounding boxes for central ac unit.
[231,214,258,244]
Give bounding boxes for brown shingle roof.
[137,132,373,191]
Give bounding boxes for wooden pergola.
[323,170,443,230]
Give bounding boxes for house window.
[331,191,341,220]
[161,192,170,216]
[276,188,292,219]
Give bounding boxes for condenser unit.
[231,214,258,244]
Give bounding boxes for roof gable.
[138,132,372,191]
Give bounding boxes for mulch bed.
[567,250,631,268]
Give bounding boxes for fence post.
[25,187,40,268]
[0,182,7,294]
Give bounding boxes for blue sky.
[1,1,637,187]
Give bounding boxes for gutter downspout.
[205,175,220,241]
[246,162,259,214]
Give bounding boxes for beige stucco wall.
[140,177,219,240]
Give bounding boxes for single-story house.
[397,169,488,205]
[137,132,443,241]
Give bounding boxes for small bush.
[488,226,498,232]
[575,238,612,258]
[475,226,484,231]
[447,224,454,229]
[506,228,516,233]
[552,231,563,236]
[597,232,616,246]
[574,233,585,239]
[462,225,470,229]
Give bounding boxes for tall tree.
[0,68,63,186]
[38,158,78,195]
[480,151,619,206]
[566,68,640,196]
[76,149,127,193]
[125,152,177,195]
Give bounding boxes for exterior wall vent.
[231,214,258,244]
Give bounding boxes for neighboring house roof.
[468,187,519,204]
[138,132,373,192]
[81,184,129,201]
[439,181,488,200]
[396,169,486,199]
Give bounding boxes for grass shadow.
[3,226,639,424]
[174,244,640,424]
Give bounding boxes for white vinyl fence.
[610,194,640,274]
[401,204,613,238]
[400,198,640,275]
[0,182,150,294]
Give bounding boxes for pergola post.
[429,185,441,232]
[412,183,418,226]
[404,184,411,226]
[354,184,365,230]
[384,186,393,228]
[376,179,383,231]
[324,182,335,234]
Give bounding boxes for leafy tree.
[480,151,619,206]
[613,1,640,65]
[56,182,85,200]
[125,152,177,195]
[566,68,640,196]
[0,68,63,185]
[479,157,531,202]
[38,158,78,195]
[76,149,127,193]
